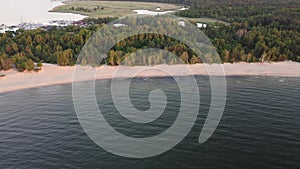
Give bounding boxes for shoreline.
[1,61,300,94]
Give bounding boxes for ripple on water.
[0,76,299,168]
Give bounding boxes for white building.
[197,23,207,28]
[178,6,188,11]
[178,21,185,27]
[113,23,127,27]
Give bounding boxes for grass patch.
[182,17,230,25]
[51,1,181,18]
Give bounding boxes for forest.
[177,0,300,62]
[0,0,299,71]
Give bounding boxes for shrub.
[13,54,35,71]
[37,62,43,67]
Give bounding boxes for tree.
[0,54,13,70]
[11,43,19,54]
[13,53,35,71]
[37,62,43,67]
[57,49,73,66]
[221,49,230,62]
[180,51,189,64]
[25,59,35,71]
[190,55,200,64]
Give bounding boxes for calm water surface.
[0,0,85,25]
[0,76,299,168]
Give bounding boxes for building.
[72,20,87,27]
[197,23,207,28]
[0,19,88,34]
[178,21,185,27]
[113,23,127,27]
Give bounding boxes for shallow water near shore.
[0,76,300,168]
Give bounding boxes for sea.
[0,76,299,168]
[0,0,85,26]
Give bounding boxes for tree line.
[174,0,300,62]
[0,18,113,71]
[0,0,299,70]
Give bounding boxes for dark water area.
[0,76,299,169]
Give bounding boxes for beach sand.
[0,61,299,93]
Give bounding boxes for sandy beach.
[0,61,299,93]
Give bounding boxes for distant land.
[0,0,299,73]
[51,1,182,18]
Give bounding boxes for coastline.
[0,61,300,94]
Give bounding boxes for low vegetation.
[51,1,180,18]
